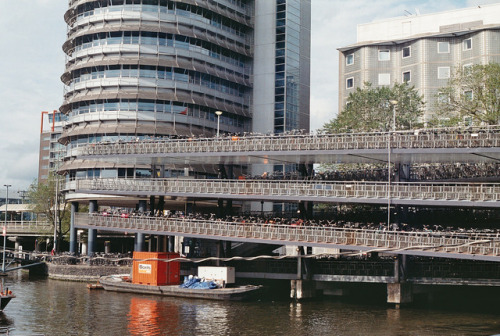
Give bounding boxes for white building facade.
[338,4,500,122]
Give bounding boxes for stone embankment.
[46,263,132,282]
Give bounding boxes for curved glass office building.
[59,0,310,184]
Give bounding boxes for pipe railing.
[3,221,52,233]
[77,126,500,157]
[76,178,500,204]
[76,213,500,257]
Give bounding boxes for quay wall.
[45,263,132,282]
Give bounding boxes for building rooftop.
[340,3,500,51]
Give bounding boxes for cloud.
[0,1,67,189]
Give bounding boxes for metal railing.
[76,178,500,205]
[77,126,500,157]
[75,213,500,258]
[3,221,52,234]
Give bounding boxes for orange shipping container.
[132,252,180,286]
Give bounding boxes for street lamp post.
[387,100,398,229]
[2,184,11,273]
[215,111,223,137]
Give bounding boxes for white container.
[198,266,235,284]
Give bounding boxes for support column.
[225,200,233,216]
[387,283,413,307]
[157,196,165,215]
[168,236,175,252]
[69,202,79,254]
[217,199,225,218]
[135,233,145,252]
[388,255,412,307]
[14,237,22,258]
[87,200,98,256]
[149,196,156,216]
[161,236,167,252]
[226,165,234,179]
[136,199,147,252]
[138,200,147,213]
[290,280,315,300]
[290,246,315,299]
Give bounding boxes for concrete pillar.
[290,280,315,300]
[387,283,413,307]
[227,165,234,179]
[217,199,225,218]
[394,255,408,282]
[168,236,175,252]
[14,237,22,258]
[399,163,411,182]
[149,196,156,215]
[157,196,165,215]
[218,164,227,179]
[135,233,145,252]
[389,255,412,307]
[69,202,79,254]
[81,242,87,255]
[138,200,147,213]
[104,241,111,254]
[161,236,167,252]
[185,202,193,214]
[87,200,98,256]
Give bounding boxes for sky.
[0,0,499,193]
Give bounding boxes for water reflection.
[127,298,180,336]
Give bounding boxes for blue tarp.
[180,276,218,290]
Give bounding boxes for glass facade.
[274,0,302,134]
[61,0,254,180]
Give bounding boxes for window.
[463,63,473,75]
[438,92,450,104]
[463,38,472,50]
[464,90,473,100]
[438,67,450,79]
[346,54,354,65]
[378,73,391,86]
[378,50,390,61]
[346,77,354,89]
[402,46,411,58]
[438,41,450,53]
[402,71,411,83]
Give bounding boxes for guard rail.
[75,213,500,259]
[77,126,500,156]
[76,178,500,205]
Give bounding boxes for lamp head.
[215,111,223,116]
[389,100,398,106]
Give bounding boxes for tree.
[27,173,70,252]
[323,82,425,133]
[434,63,500,126]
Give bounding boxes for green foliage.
[323,82,425,133]
[434,63,500,126]
[27,174,69,252]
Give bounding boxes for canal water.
[2,272,499,336]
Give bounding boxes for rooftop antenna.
[404,9,412,16]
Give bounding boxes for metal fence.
[75,213,500,258]
[4,221,52,234]
[78,126,500,156]
[76,178,500,204]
